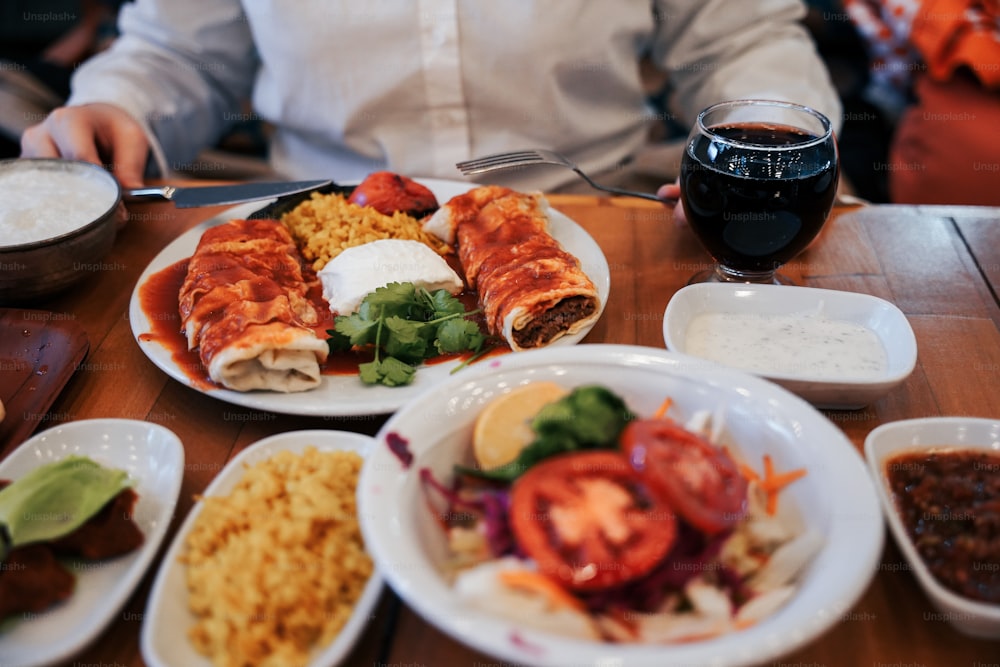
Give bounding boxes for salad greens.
[0,456,132,559]
[460,385,635,481]
[327,282,487,387]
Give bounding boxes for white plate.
[141,429,381,667]
[662,283,917,409]
[864,417,1000,639]
[0,419,184,667]
[358,344,884,667]
[128,178,611,416]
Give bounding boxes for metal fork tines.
[456,149,664,202]
[456,149,570,173]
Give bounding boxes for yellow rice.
[281,192,450,271]
[181,447,372,667]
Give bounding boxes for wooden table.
[4,191,1000,666]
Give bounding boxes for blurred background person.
[802,0,893,202]
[0,0,126,157]
[843,0,1000,205]
[20,0,843,202]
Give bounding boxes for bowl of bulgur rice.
[140,429,381,667]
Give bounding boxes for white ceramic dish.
[129,178,610,416]
[0,419,184,667]
[864,417,1000,639]
[358,344,884,667]
[0,158,123,303]
[141,429,381,667]
[662,283,917,409]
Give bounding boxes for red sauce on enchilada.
[137,259,499,385]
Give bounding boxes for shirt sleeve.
[651,0,843,133]
[66,0,258,175]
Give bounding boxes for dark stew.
[885,448,1000,603]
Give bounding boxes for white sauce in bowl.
[685,312,888,379]
[0,165,119,246]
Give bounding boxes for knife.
[124,179,332,208]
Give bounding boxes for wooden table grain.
[4,191,999,666]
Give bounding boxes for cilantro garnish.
[327,282,487,387]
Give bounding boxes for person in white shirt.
[20,0,841,205]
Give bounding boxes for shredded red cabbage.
[577,521,737,614]
[419,467,470,509]
[419,467,518,558]
[477,489,517,557]
[385,431,414,469]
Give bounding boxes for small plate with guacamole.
[0,419,184,667]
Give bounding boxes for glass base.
[687,266,796,286]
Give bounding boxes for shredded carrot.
[738,463,760,483]
[497,569,586,612]
[653,396,673,420]
[756,454,808,516]
[770,468,807,488]
[763,453,776,482]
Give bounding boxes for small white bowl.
[141,429,381,667]
[359,344,884,667]
[864,417,1000,639]
[662,283,917,409]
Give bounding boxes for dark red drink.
[681,122,838,278]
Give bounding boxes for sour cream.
[318,238,463,315]
[0,166,119,246]
[685,311,888,379]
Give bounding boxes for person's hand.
[656,181,686,226]
[21,103,149,189]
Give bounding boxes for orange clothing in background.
[911,0,1000,86]
[895,0,1000,205]
[845,0,1000,205]
[890,72,1000,205]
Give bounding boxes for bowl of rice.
[0,158,123,304]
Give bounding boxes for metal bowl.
[0,158,123,304]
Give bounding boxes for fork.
[456,149,667,202]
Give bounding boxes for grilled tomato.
[348,171,439,217]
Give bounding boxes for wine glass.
[679,99,839,285]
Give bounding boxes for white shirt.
[68,0,841,191]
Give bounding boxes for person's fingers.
[671,199,688,227]
[105,120,149,189]
[656,182,687,226]
[20,124,62,158]
[656,183,680,203]
[19,104,149,190]
[35,107,105,166]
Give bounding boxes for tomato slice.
[621,419,748,535]
[508,450,676,591]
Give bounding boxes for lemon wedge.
[473,381,570,470]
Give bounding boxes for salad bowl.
[357,344,884,667]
